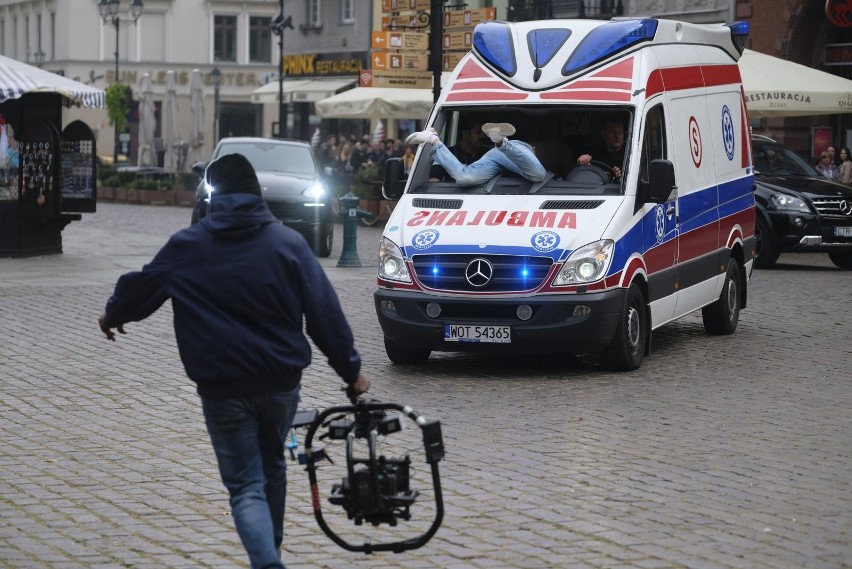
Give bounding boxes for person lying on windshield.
[406,122,546,187]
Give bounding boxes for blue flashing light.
[432,266,439,276]
[527,29,572,68]
[473,21,517,77]
[521,268,529,278]
[726,21,750,36]
[563,19,658,76]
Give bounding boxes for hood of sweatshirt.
[200,193,279,240]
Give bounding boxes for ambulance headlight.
[553,240,614,286]
[378,237,411,283]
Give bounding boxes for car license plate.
[444,324,511,343]
[834,226,852,237]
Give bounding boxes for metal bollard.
[337,192,372,267]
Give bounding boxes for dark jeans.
[201,389,300,569]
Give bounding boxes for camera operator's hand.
[349,373,371,396]
[98,312,126,342]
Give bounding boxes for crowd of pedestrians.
[815,144,852,184]
[314,133,417,197]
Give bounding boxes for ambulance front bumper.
[374,287,628,354]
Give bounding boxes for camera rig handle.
[302,397,445,554]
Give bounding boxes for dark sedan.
[752,135,852,269]
[191,137,333,257]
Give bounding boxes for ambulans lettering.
[406,210,576,228]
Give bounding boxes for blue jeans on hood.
[432,140,546,186]
[201,389,300,569]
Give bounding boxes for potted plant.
[351,163,383,218]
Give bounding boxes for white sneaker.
[405,127,439,145]
[482,123,516,144]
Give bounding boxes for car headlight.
[553,240,614,286]
[768,193,810,213]
[202,181,214,201]
[302,183,326,204]
[378,237,411,283]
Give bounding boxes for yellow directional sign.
[442,30,473,50]
[381,0,431,12]
[360,69,433,89]
[372,31,430,51]
[443,7,496,30]
[371,51,430,71]
[442,52,466,72]
[381,15,428,31]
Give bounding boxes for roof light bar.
[473,21,517,77]
[562,19,658,76]
[726,21,750,36]
[528,29,572,69]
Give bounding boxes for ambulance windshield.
[406,107,633,197]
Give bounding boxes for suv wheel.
[828,251,852,270]
[384,337,430,364]
[754,214,780,269]
[312,223,333,258]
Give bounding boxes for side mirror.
[648,159,676,203]
[191,161,207,177]
[383,158,403,200]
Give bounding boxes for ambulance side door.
[638,101,678,328]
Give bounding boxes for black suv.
[191,137,334,257]
[752,135,852,269]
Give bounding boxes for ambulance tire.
[384,338,431,365]
[702,257,741,335]
[604,283,647,371]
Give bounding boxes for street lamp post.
[33,49,46,68]
[211,66,221,146]
[99,0,143,166]
[271,4,293,139]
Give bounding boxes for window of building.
[341,0,354,24]
[50,12,55,60]
[249,16,271,62]
[213,15,237,62]
[0,20,5,56]
[309,0,321,28]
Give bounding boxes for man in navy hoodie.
[98,153,371,569]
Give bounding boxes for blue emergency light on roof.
[473,21,517,77]
[562,19,658,76]
[527,29,572,69]
[726,21,750,36]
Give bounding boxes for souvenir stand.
[0,55,104,257]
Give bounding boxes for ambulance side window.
[639,104,667,183]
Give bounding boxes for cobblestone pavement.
[1,203,850,569]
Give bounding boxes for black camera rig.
[292,393,445,554]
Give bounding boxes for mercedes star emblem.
[465,258,494,287]
[840,200,852,216]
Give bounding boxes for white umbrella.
[372,118,386,143]
[310,127,322,149]
[136,73,156,167]
[740,49,852,117]
[315,87,434,120]
[163,70,182,171]
[187,69,205,169]
[0,54,104,108]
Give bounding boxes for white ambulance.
[376,18,756,370]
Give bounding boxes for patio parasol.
[187,69,205,169]
[136,73,156,167]
[372,118,385,144]
[163,70,182,172]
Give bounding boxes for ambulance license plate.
[834,226,852,237]
[444,324,511,343]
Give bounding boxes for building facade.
[2,0,845,166]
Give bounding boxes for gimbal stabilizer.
[296,394,445,554]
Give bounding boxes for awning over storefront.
[315,87,434,119]
[740,49,852,118]
[0,54,104,108]
[250,77,357,104]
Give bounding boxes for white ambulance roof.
[469,18,742,92]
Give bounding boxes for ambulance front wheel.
[604,283,647,371]
[384,337,431,365]
[702,257,741,335]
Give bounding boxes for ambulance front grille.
[411,254,553,292]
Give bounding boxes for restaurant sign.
[283,52,369,78]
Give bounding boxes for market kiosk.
[0,55,103,258]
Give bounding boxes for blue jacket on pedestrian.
[103,193,361,398]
